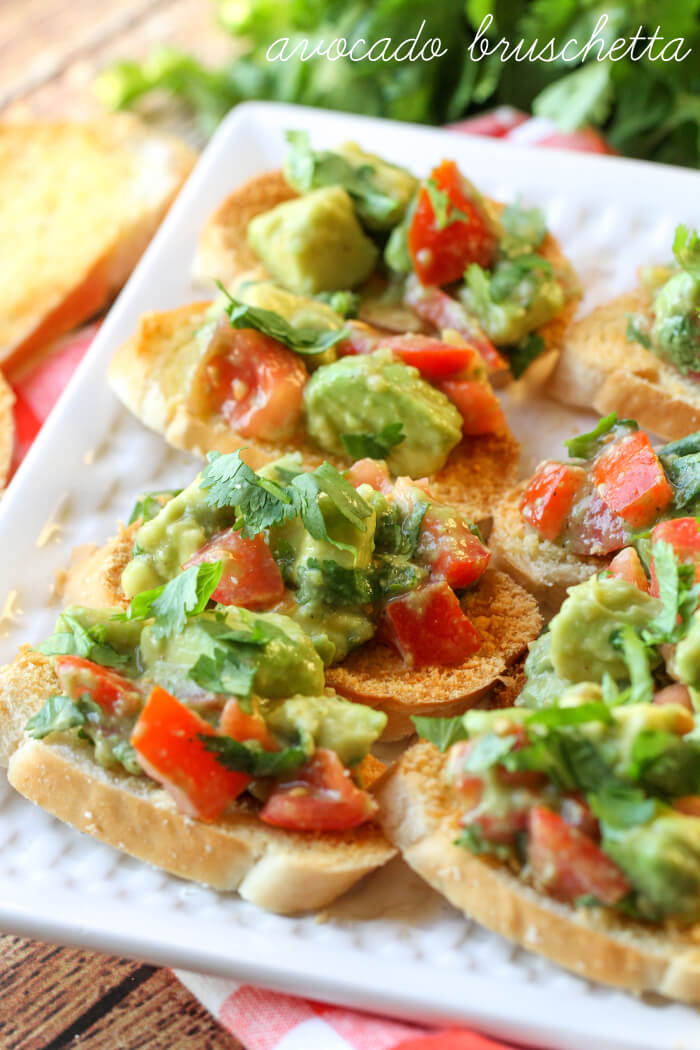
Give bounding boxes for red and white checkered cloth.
[4,108,613,1049]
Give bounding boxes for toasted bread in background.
[0,372,15,489]
[490,481,605,611]
[0,648,395,914]
[549,289,700,441]
[108,299,521,523]
[0,117,195,368]
[376,740,700,1003]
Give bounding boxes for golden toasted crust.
[1,651,395,914]
[193,170,297,289]
[489,481,604,611]
[549,289,700,441]
[326,571,542,740]
[0,371,15,489]
[109,299,521,521]
[376,740,700,1002]
[62,522,137,609]
[0,117,195,367]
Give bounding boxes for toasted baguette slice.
[61,530,541,741]
[0,118,195,368]
[192,172,579,374]
[489,481,604,610]
[0,648,395,915]
[549,289,700,441]
[376,740,700,1003]
[0,371,15,489]
[108,299,520,522]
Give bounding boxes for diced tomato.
[385,334,477,379]
[608,547,650,593]
[131,687,250,821]
[650,518,700,595]
[219,698,279,751]
[653,683,694,712]
[439,377,506,435]
[345,458,391,491]
[567,490,629,557]
[382,581,482,667]
[408,160,497,286]
[260,749,376,831]
[404,276,506,374]
[183,528,284,610]
[673,796,700,817]
[417,507,490,589]
[520,461,585,542]
[9,389,40,477]
[538,127,616,155]
[192,320,306,441]
[528,806,630,906]
[592,431,673,529]
[559,794,600,840]
[446,740,484,801]
[468,807,531,843]
[54,655,142,717]
[335,320,382,357]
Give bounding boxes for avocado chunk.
[303,348,462,477]
[548,576,661,684]
[263,691,386,765]
[650,271,700,374]
[516,633,573,709]
[460,259,565,346]
[247,186,378,295]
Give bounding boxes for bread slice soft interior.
[0,647,395,914]
[0,117,195,368]
[376,740,700,1003]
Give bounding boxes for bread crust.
[549,289,700,441]
[489,481,604,611]
[1,650,395,914]
[376,740,700,1002]
[108,299,521,522]
[0,371,15,489]
[0,117,195,367]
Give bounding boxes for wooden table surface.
[0,2,243,1046]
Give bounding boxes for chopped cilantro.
[128,489,180,526]
[340,422,405,460]
[412,713,469,751]
[673,225,700,280]
[564,413,637,460]
[218,282,347,356]
[424,178,469,231]
[39,613,133,671]
[625,314,652,350]
[508,332,545,379]
[126,562,223,639]
[200,734,308,777]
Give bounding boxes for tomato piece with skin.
[608,547,650,592]
[559,794,600,840]
[528,805,630,906]
[566,489,629,557]
[439,377,506,435]
[650,518,700,595]
[592,431,673,529]
[520,461,585,542]
[195,321,307,441]
[131,686,250,821]
[674,796,700,817]
[345,458,391,492]
[408,160,496,286]
[653,683,693,711]
[260,749,376,831]
[219,698,279,751]
[183,528,284,610]
[404,275,506,374]
[417,507,490,589]
[382,581,482,667]
[385,334,478,379]
[54,655,142,717]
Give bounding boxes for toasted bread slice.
[327,571,541,740]
[61,531,541,741]
[376,740,700,1002]
[192,171,579,376]
[0,371,15,489]
[0,648,395,914]
[0,117,195,368]
[549,290,700,441]
[108,299,520,522]
[489,481,604,610]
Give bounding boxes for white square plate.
[0,103,699,1050]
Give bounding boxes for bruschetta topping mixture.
[519,414,700,555]
[27,602,386,828]
[121,452,491,670]
[627,225,700,376]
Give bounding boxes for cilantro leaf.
[218,283,347,356]
[673,225,700,280]
[373,499,428,558]
[371,555,427,599]
[590,784,658,830]
[625,315,652,350]
[509,332,545,379]
[614,626,654,705]
[26,695,93,739]
[200,734,308,778]
[315,290,361,318]
[424,178,469,231]
[490,255,553,303]
[564,413,637,460]
[501,201,546,250]
[127,562,223,639]
[644,540,700,642]
[340,422,405,460]
[188,648,257,699]
[455,825,513,860]
[128,489,181,525]
[200,451,297,535]
[628,730,700,798]
[39,613,132,671]
[412,714,469,751]
[298,558,374,607]
[659,433,700,512]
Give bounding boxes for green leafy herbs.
[373,498,428,558]
[128,489,181,526]
[564,413,638,461]
[628,729,700,798]
[412,714,469,751]
[200,734,308,778]
[455,825,513,860]
[25,695,140,775]
[297,554,426,609]
[644,540,700,642]
[188,648,258,699]
[424,178,469,230]
[659,433,700,511]
[125,562,223,639]
[340,422,405,460]
[315,289,361,318]
[489,255,553,303]
[673,225,700,280]
[588,784,658,830]
[613,626,655,704]
[218,284,347,356]
[39,614,132,671]
[626,315,652,350]
[26,694,95,739]
[500,201,547,251]
[508,332,545,380]
[200,451,373,554]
